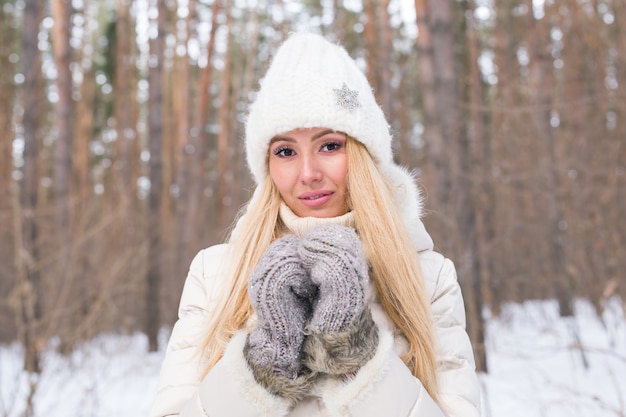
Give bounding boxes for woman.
[150,33,481,417]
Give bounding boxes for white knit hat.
[245,32,393,184]
[244,32,433,251]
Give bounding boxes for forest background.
[0,0,624,398]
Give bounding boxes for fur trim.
[319,327,395,417]
[221,331,295,416]
[382,164,434,252]
[303,309,379,375]
[243,333,317,407]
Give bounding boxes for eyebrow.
[269,129,338,145]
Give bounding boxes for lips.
[298,191,333,207]
[299,190,331,199]
[301,193,329,200]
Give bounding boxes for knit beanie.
[244,32,434,251]
[246,32,393,184]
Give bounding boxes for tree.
[0,0,16,208]
[414,0,486,371]
[183,0,221,256]
[114,0,139,196]
[173,0,194,278]
[0,0,17,341]
[462,0,491,371]
[49,1,75,340]
[16,0,43,378]
[216,0,232,229]
[51,0,73,232]
[146,0,167,352]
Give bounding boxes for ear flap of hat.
[381,164,434,252]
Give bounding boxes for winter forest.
[0,0,625,415]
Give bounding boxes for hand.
[244,234,318,402]
[299,224,369,333]
[299,224,379,376]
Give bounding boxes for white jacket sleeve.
[149,246,227,417]
[421,251,481,417]
[151,245,295,417]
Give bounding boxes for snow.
[1,298,624,417]
[482,298,626,417]
[0,333,163,417]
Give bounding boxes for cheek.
[331,157,349,190]
[269,161,292,195]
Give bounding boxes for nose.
[299,154,323,184]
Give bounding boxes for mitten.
[299,224,379,376]
[244,234,318,404]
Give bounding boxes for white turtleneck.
[278,203,355,237]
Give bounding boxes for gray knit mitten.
[299,224,379,376]
[244,235,318,404]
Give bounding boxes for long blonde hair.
[346,138,439,401]
[200,137,439,402]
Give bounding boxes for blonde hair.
[346,138,439,402]
[200,137,439,402]
[199,177,281,367]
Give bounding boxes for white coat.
[150,210,481,417]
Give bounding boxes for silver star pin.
[333,82,361,112]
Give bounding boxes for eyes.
[271,139,345,158]
[273,146,295,157]
[322,142,342,152]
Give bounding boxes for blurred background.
[0,0,624,409]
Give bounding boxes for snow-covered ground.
[1,298,624,417]
[481,298,626,417]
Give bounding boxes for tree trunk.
[395,55,411,167]
[50,0,74,339]
[0,3,15,205]
[216,2,232,229]
[378,0,393,117]
[51,0,73,232]
[429,0,487,358]
[464,0,490,372]
[362,0,380,95]
[146,0,167,352]
[114,0,138,196]
[18,0,43,377]
[525,0,572,317]
[490,0,518,311]
[610,0,626,303]
[415,0,486,372]
[414,0,446,203]
[174,0,194,278]
[0,7,16,341]
[185,0,220,249]
[236,6,260,206]
[73,56,94,203]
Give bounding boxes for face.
[268,127,349,218]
